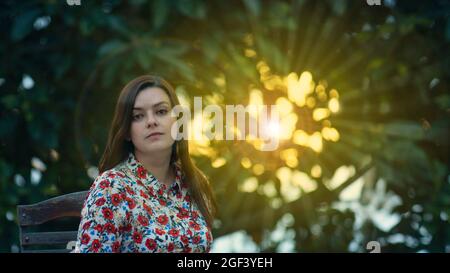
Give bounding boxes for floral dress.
[74,153,213,253]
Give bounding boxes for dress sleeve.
[75,171,128,253]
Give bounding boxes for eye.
[133,113,144,120]
[156,109,168,115]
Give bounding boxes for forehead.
[133,87,171,108]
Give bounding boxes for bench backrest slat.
[16,191,88,253]
[17,191,88,226]
[21,231,79,246]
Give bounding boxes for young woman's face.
[130,87,176,155]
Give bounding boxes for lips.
[146,132,164,138]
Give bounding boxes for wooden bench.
[16,191,88,253]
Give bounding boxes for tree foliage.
[0,0,449,252]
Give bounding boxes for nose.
[145,113,159,128]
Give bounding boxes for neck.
[134,148,174,186]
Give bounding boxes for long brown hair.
[99,75,217,228]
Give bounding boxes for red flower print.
[111,193,122,206]
[145,239,157,251]
[140,190,149,199]
[81,233,90,245]
[112,241,121,253]
[177,208,189,219]
[158,198,167,206]
[168,243,175,252]
[117,172,125,178]
[102,207,114,220]
[157,215,169,226]
[192,211,199,219]
[176,192,182,199]
[126,211,133,221]
[125,224,132,232]
[104,222,116,234]
[94,224,103,233]
[82,221,91,230]
[143,203,153,215]
[133,231,143,244]
[99,180,110,189]
[189,221,201,231]
[157,189,164,196]
[180,235,189,245]
[120,192,127,200]
[78,153,212,253]
[136,179,144,187]
[95,197,106,207]
[193,235,201,244]
[155,228,165,236]
[138,215,149,226]
[91,239,102,252]
[184,195,191,202]
[125,186,135,196]
[169,229,180,238]
[137,166,147,179]
[119,224,132,233]
[126,197,136,209]
[149,188,155,197]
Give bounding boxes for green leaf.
[0,160,13,182]
[155,51,194,81]
[11,9,40,42]
[202,37,220,64]
[0,116,18,138]
[383,121,425,141]
[98,40,126,57]
[130,0,147,6]
[101,58,121,87]
[1,95,20,109]
[152,0,170,29]
[446,19,450,41]
[243,0,260,16]
[157,43,189,56]
[136,48,153,70]
[434,94,450,110]
[329,0,347,16]
[176,0,206,19]
[106,16,130,38]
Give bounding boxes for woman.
[74,75,216,253]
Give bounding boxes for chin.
[142,142,172,153]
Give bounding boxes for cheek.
[162,116,176,130]
[130,123,142,140]
[161,117,176,141]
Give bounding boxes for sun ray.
[292,2,326,73]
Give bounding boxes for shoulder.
[81,168,133,216]
[85,167,129,202]
[95,169,127,189]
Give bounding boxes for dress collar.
[125,152,184,193]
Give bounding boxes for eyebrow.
[133,101,170,111]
